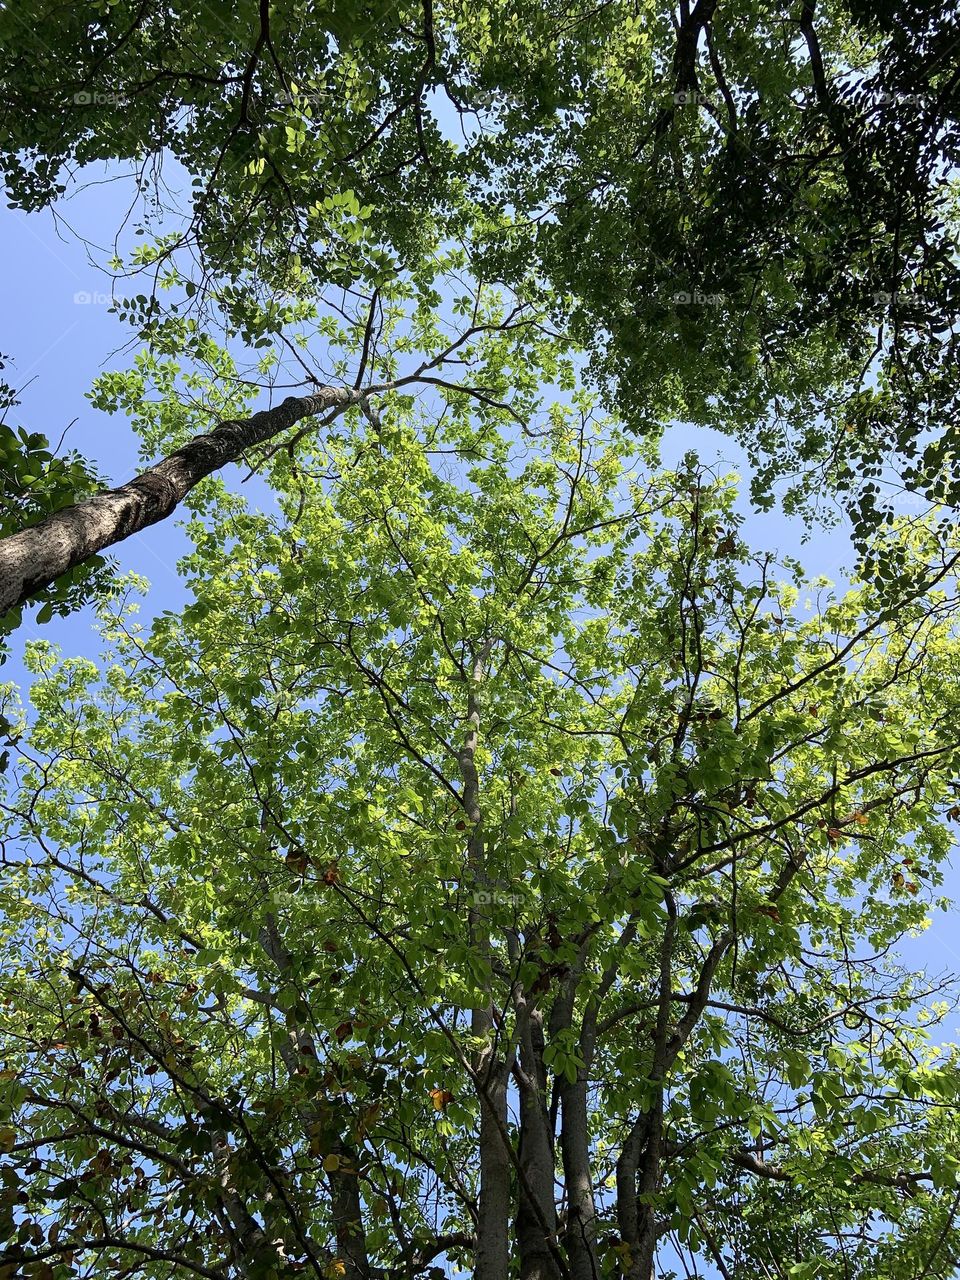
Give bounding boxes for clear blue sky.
[3,171,959,1024]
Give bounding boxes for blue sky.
[3,170,960,1026]
[4,176,195,621]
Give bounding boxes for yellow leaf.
[322,1153,341,1172]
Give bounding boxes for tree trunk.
[475,1064,512,1280]
[460,646,512,1280]
[557,1076,599,1280]
[0,388,357,618]
[211,1127,281,1275]
[615,1113,646,1280]
[327,1134,371,1280]
[515,1002,561,1280]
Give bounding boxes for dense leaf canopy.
[0,0,958,526]
[1,6,960,1280]
[4,370,960,1278]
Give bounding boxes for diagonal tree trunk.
[0,388,360,618]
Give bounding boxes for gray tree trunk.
[557,1076,599,1280]
[461,649,512,1280]
[515,1000,561,1280]
[0,388,357,618]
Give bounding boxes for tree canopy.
[1,5,960,1280]
[4,389,960,1279]
[1,0,959,599]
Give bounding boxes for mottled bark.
[327,1134,371,1280]
[0,388,358,618]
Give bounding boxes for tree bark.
[546,937,600,1280]
[460,646,512,1280]
[0,388,358,618]
[557,1075,598,1280]
[615,917,731,1280]
[475,1066,512,1280]
[515,1000,561,1280]
[210,1127,278,1275]
[615,1113,647,1280]
[617,900,678,1280]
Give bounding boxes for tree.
[3,376,960,1279]
[0,262,547,624]
[1,0,959,623]
[2,9,960,1277]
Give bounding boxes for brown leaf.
[429,1087,454,1112]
